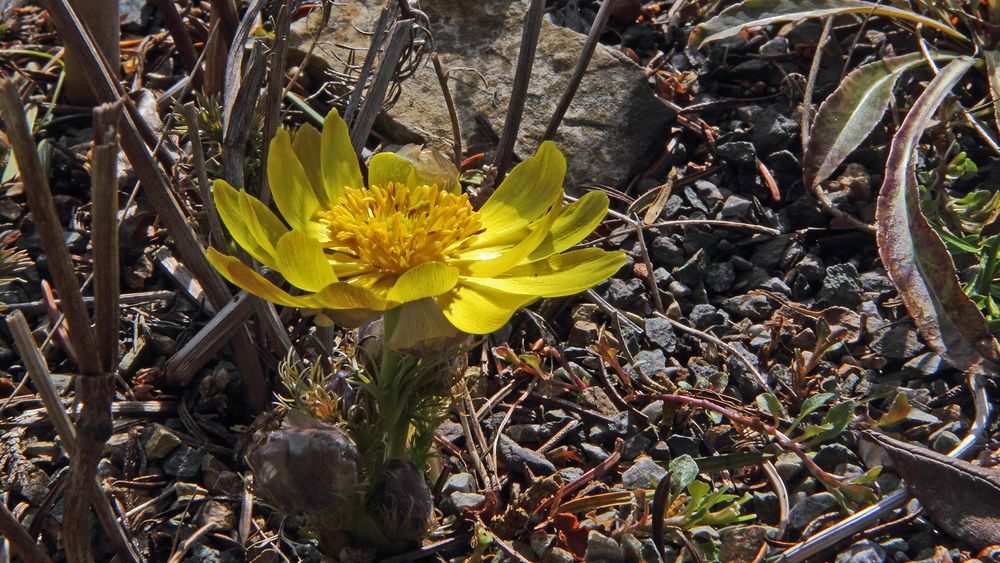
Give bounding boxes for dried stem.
[258,2,293,200]
[493,0,545,181]
[350,19,416,153]
[431,53,463,168]
[92,102,121,373]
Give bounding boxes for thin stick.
[0,501,51,563]
[92,102,121,373]
[542,0,613,141]
[150,0,198,74]
[634,217,664,314]
[431,53,462,168]
[493,0,545,180]
[7,311,78,453]
[800,16,833,155]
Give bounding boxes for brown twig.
[493,0,545,181]
[542,0,613,141]
[92,102,121,374]
[150,0,198,75]
[181,103,225,248]
[431,53,462,168]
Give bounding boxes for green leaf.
[805,400,857,446]
[669,454,700,493]
[804,53,953,188]
[688,0,967,51]
[756,392,786,422]
[686,479,710,504]
[789,392,835,432]
[876,57,1000,380]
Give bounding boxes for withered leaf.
[865,431,1000,549]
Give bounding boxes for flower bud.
[371,459,434,542]
[248,418,361,513]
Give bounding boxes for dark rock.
[716,141,757,167]
[723,294,775,321]
[760,36,789,55]
[871,325,924,360]
[443,491,486,514]
[754,491,780,524]
[796,254,825,283]
[705,261,736,293]
[629,349,667,376]
[689,304,726,329]
[750,237,790,270]
[721,194,753,219]
[586,531,625,563]
[813,444,859,471]
[788,492,839,534]
[144,423,181,460]
[818,263,864,308]
[775,452,804,481]
[581,442,610,463]
[622,457,667,490]
[164,445,203,478]
[748,107,798,154]
[644,317,677,353]
[932,431,960,453]
[444,472,477,495]
[694,180,724,212]
[605,277,646,310]
[666,434,701,457]
[622,432,654,461]
[860,268,896,299]
[498,435,555,477]
[901,352,943,378]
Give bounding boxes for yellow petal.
[293,123,324,202]
[274,231,338,292]
[242,191,289,251]
[387,262,459,302]
[312,281,392,311]
[470,248,626,297]
[268,128,320,232]
[527,191,609,261]
[368,152,414,189]
[321,109,363,202]
[437,281,535,334]
[464,199,561,277]
[207,248,314,308]
[476,141,566,245]
[213,179,276,267]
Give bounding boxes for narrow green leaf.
[790,392,834,431]
[806,400,857,446]
[756,392,786,422]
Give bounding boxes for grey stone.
[760,36,789,55]
[932,430,961,453]
[721,194,753,219]
[443,472,477,495]
[644,317,677,353]
[796,254,825,283]
[622,433,653,461]
[605,277,646,310]
[872,325,924,360]
[813,444,858,472]
[774,452,804,481]
[751,237,790,270]
[586,531,625,563]
[444,491,486,514]
[716,141,757,167]
[705,261,736,293]
[543,547,577,563]
[622,457,667,490]
[498,435,555,477]
[291,1,672,187]
[164,445,203,478]
[581,442,610,463]
[723,294,775,321]
[748,107,798,154]
[200,500,235,530]
[835,540,887,563]
[144,423,182,460]
[788,492,839,533]
[629,349,667,376]
[689,303,725,329]
[753,491,780,524]
[901,352,944,378]
[818,263,864,308]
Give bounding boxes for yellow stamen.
[319,182,482,274]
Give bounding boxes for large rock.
[290,0,672,187]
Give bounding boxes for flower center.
[319,182,482,274]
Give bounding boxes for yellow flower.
[207,110,626,335]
